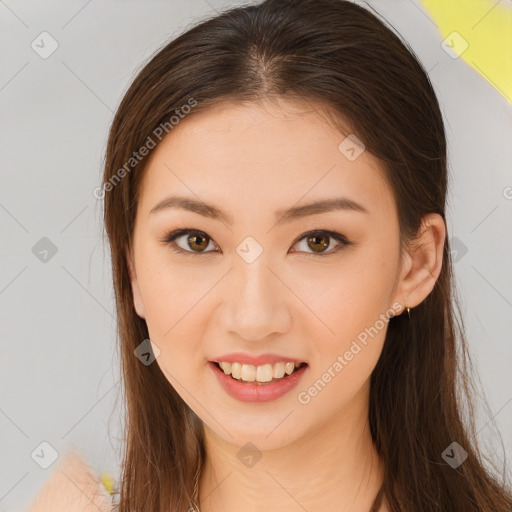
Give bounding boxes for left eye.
[291,230,350,255]
[163,229,351,256]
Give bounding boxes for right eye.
[164,229,220,255]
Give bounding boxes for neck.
[197,381,385,512]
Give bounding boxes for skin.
[26,450,112,512]
[127,98,446,512]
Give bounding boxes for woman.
[28,0,512,510]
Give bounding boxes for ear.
[391,213,446,314]
[126,244,146,319]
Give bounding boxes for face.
[128,98,406,449]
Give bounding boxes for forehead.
[137,99,395,221]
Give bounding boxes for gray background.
[1,1,511,510]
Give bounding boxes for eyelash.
[162,228,352,257]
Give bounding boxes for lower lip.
[209,361,308,403]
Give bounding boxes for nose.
[220,256,291,342]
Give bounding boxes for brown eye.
[187,232,210,252]
[165,229,218,254]
[292,230,349,255]
[306,233,330,253]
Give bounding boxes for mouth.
[211,360,308,386]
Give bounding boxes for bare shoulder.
[25,450,113,512]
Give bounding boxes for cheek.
[293,247,397,338]
[135,253,216,363]
[139,266,207,383]
[295,244,397,389]
[140,271,197,336]
[297,273,392,414]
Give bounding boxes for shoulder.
[25,450,114,512]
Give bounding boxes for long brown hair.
[101,0,512,510]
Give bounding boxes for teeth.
[273,362,286,379]
[231,362,241,379]
[241,364,256,382]
[256,364,273,382]
[217,361,304,383]
[285,362,295,375]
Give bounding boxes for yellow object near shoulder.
[25,450,113,512]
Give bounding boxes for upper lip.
[210,353,308,366]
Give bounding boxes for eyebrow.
[149,195,369,225]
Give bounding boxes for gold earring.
[406,306,411,319]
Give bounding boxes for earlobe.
[392,213,446,313]
[126,245,146,319]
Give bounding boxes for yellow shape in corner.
[100,472,115,495]
[421,0,512,105]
